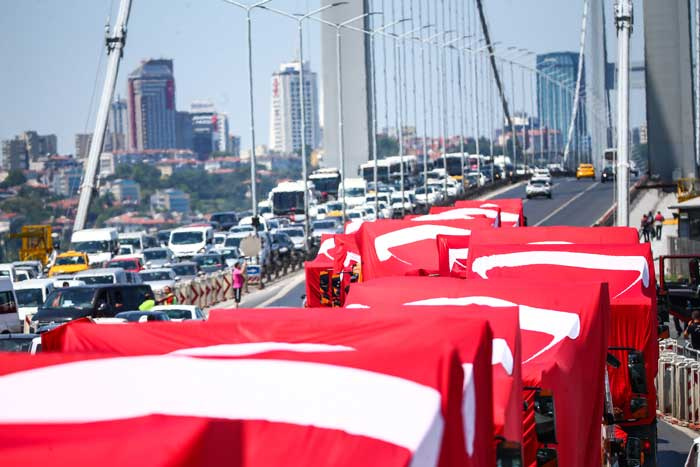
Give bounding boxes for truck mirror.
[535,447,557,467]
[606,352,621,369]
[534,391,557,445]
[628,351,648,394]
[625,437,642,466]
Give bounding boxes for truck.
[70,228,119,266]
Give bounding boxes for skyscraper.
[189,101,229,158]
[110,97,128,151]
[536,52,587,156]
[75,133,93,159]
[127,59,177,150]
[269,61,321,155]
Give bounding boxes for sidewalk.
[629,188,678,276]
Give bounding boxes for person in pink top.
[232,261,245,308]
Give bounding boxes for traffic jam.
[0,195,662,467]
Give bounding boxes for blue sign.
[246,265,261,283]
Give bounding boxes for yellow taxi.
[576,163,596,180]
[48,251,90,277]
[325,201,344,218]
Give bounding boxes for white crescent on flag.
[404,295,581,363]
[470,251,649,299]
[374,225,472,263]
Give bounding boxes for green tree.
[377,135,399,158]
[0,169,27,188]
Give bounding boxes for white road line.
[535,182,599,226]
[256,271,306,308]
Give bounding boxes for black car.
[210,211,239,231]
[30,284,153,332]
[272,232,295,261]
[601,166,615,183]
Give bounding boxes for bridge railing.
[657,338,700,428]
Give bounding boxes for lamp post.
[223,0,274,219]
[436,30,457,200]
[311,12,383,224]
[368,18,410,215]
[259,2,347,253]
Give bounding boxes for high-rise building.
[1,131,57,170]
[110,97,128,151]
[229,135,241,157]
[127,59,177,150]
[536,52,587,156]
[189,101,229,158]
[75,133,93,159]
[176,111,193,150]
[269,61,321,155]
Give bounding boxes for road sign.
[239,235,262,257]
[246,264,261,284]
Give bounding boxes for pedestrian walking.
[640,214,650,242]
[684,310,700,350]
[232,261,245,308]
[654,211,665,240]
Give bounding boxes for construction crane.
[73,0,132,232]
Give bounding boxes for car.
[170,261,199,282]
[151,305,206,321]
[30,284,153,332]
[533,168,552,183]
[193,253,226,275]
[220,248,242,268]
[347,209,365,222]
[213,232,228,251]
[48,251,90,277]
[229,224,256,235]
[363,205,378,221]
[117,245,135,256]
[324,201,343,219]
[106,256,144,273]
[415,185,442,206]
[74,267,131,285]
[138,268,177,294]
[377,201,393,220]
[115,310,171,322]
[576,163,596,180]
[209,211,239,231]
[12,261,43,279]
[601,166,615,183]
[0,278,20,333]
[311,219,341,244]
[0,333,41,353]
[142,247,177,269]
[278,227,306,252]
[14,278,55,326]
[526,178,553,199]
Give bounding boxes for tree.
[0,169,26,188]
[377,135,399,159]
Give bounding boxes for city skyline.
[0,0,646,155]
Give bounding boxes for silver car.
[142,247,177,269]
[138,268,177,294]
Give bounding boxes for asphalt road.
[492,176,616,227]
[228,176,694,465]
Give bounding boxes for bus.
[359,160,391,184]
[385,155,418,182]
[433,153,466,180]
[309,168,341,200]
[269,181,311,220]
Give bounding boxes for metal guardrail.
[657,338,700,427]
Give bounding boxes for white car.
[526,178,552,199]
[213,232,228,251]
[362,206,378,221]
[390,193,415,217]
[347,209,365,222]
[13,278,54,325]
[533,168,552,184]
[377,201,393,219]
[151,305,206,321]
[138,268,177,294]
[415,186,442,206]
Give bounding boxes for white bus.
[70,228,119,265]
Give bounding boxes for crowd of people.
[640,210,665,242]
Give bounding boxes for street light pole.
[615,0,633,227]
[224,0,273,219]
[259,2,346,253]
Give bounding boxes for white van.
[74,268,129,285]
[118,231,147,254]
[0,264,18,283]
[71,228,119,265]
[338,178,367,209]
[168,225,214,259]
[14,278,54,324]
[0,278,20,333]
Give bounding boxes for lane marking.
[534,182,599,226]
[257,272,306,308]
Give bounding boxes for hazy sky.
[1,0,646,154]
